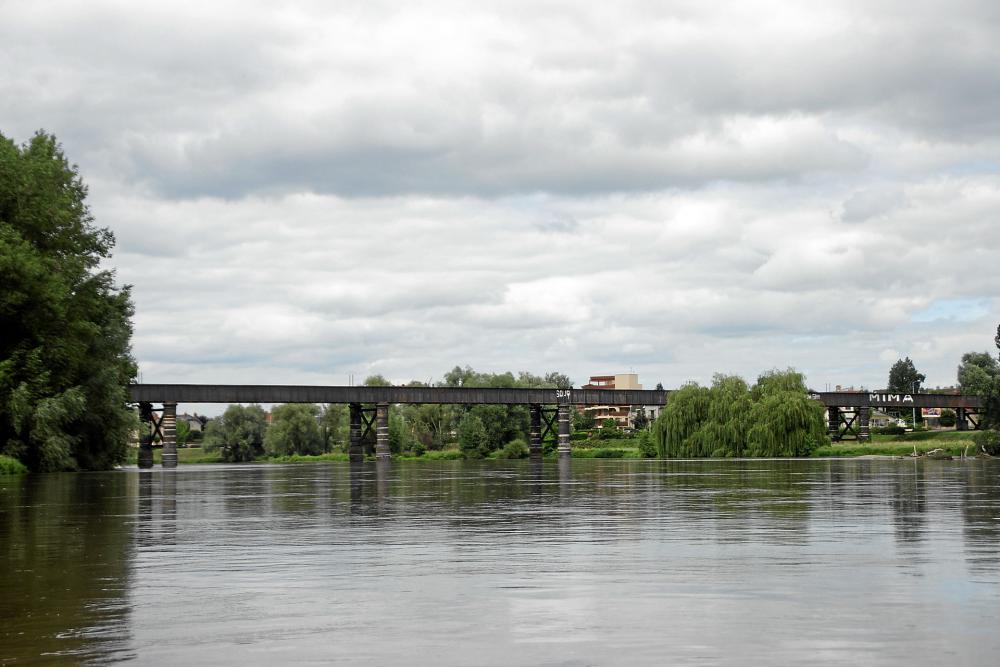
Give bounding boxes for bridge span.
[129,384,984,468]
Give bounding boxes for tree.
[653,370,827,458]
[363,374,392,387]
[457,413,488,458]
[0,131,137,471]
[320,404,346,451]
[958,350,1000,428]
[887,357,926,393]
[632,406,649,431]
[264,404,324,456]
[203,405,268,462]
[572,408,596,432]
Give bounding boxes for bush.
[498,438,529,459]
[939,409,956,427]
[0,454,28,474]
[637,430,656,458]
[410,442,426,457]
[598,418,620,440]
[973,430,1000,455]
[874,425,906,436]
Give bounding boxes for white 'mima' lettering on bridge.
[870,393,914,403]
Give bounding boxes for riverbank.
[124,430,986,466]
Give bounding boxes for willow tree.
[746,370,827,457]
[654,383,711,457]
[0,132,137,471]
[653,369,827,458]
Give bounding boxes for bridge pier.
[161,402,178,468]
[529,404,543,458]
[375,403,391,459]
[827,407,840,442]
[557,404,571,457]
[349,403,363,462]
[858,406,870,442]
[956,407,968,431]
[138,401,154,469]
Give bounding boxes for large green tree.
[887,357,926,393]
[0,132,137,471]
[654,369,827,458]
[203,405,268,462]
[263,404,324,456]
[957,345,1000,429]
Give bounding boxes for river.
[2,459,999,664]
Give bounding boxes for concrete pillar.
[827,407,840,442]
[557,404,571,457]
[858,406,870,442]
[161,402,178,468]
[349,403,363,462]
[375,402,391,460]
[138,402,154,469]
[529,404,542,458]
[956,407,968,431]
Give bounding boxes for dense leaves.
[203,405,268,462]
[654,369,828,458]
[0,132,137,471]
[264,404,324,456]
[887,357,925,393]
[957,336,1000,428]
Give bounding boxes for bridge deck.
[127,384,982,409]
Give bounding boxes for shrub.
[939,409,956,427]
[637,430,656,458]
[874,425,906,436]
[0,454,28,474]
[973,430,1000,455]
[498,438,529,459]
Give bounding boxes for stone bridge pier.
[137,401,178,469]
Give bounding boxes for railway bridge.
[128,384,984,468]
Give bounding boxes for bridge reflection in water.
[127,384,984,468]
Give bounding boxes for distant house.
[580,374,644,429]
[178,413,205,432]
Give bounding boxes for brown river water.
[2,459,1000,665]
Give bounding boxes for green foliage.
[0,132,137,471]
[958,349,1000,428]
[632,407,649,431]
[939,409,956,427]
[264,404,324,456]
[457,413,488,458]
[636,430,656,458]
[363,374,392,387]
[887,357,926,393]
[176,420,190,446]
[654,383,711,457]
[653,370,828,458]
[0,453,28,474]
[972,430,1000,456]
[572,408,596,432]
[598,418,620,440]
[320,404,347,451]
[203,405,268,462]
[498,438,529,459]
[388,410,417,454]
[873,424,907,436]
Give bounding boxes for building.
[581,374,645,429]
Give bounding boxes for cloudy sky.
[3,0,999,396]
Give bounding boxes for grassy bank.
[813,430,978,458]
[126,447,223,465]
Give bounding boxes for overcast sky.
[3,0,999,398]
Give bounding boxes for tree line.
[202,367,574,461]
